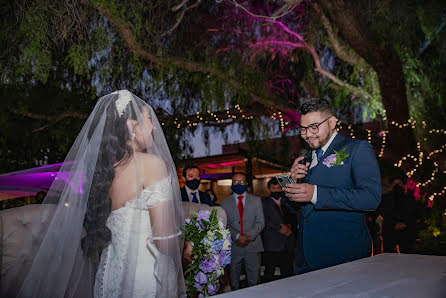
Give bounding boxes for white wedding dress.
[94,176,179,298]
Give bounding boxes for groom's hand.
[283,183,315,203]
[290,156,310,181]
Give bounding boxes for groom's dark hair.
[299,98,333,116]
[183,165,201,178]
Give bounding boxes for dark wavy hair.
[299,98,333,116]
[82,95,145,258]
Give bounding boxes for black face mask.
[271,191,284,199]
[186,179,200,190]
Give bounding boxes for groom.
[283,98,381,274]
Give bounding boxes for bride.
[18,90,185,297]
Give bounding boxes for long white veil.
[15,90,185,297]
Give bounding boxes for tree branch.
[260,20,372,101]
[312,3,366,68]
[161,0,202,37]
[9,108,88,132]
[92,2,285,110]
[172,0,189,12]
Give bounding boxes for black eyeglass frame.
[298,116,332,135]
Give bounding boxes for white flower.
[114,90,133,117]
[218,221,224,228]
[207,230,215,241]
[222,239,230,250]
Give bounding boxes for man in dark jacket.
[261,178,297,282]
[180,165,212,206]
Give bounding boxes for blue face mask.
[231,184,248,195]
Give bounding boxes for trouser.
[262,251,293,282]
[228,251,261,290]
[293,226,313,275]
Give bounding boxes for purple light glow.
[0,161,84,200]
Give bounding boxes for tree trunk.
[317,0,417,161]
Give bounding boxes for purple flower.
[197,210,210,223]
[211,239,223,252]
[185,218,191,225]
[199,256,217,273]
[218,250,226,266]
[194,282,203,292]
[194,271,208,284]
[208,283,218,295]
[223,250,231,267]
[322,154,337,167]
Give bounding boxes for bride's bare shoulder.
[135,152,168,176]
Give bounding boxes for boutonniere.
[322,147,349,168]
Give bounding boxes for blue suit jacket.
[298,133,381,270]
[180,187,212,207]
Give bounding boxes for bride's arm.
[140,154,183,251]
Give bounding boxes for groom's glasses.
[298,116,331,135]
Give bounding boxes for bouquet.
[184,209,231,297]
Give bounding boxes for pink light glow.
[202,160,245,169]
[219,160,244,166]
[250,40,303,49]
[265,19,305,43]
[205,164,219,168]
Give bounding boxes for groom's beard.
[305,132,331,149]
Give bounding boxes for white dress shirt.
[310,131,338,204]
[185,185,201,204]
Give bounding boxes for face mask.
[231,184,248,195]
[271,191,284,199]
[186,179,200,190]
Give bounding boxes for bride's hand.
[182,241,193,261]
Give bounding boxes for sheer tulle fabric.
[17,91,185,297]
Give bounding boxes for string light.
[165,107,444,205]
[378,130,388,158]
[428,186,446,202]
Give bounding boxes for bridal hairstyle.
[12,91,185,298]
[82,97,145,258]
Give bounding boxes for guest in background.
[180,165,212,206]
[208,179,219,206]
[378,176,417,253]
[261,178,295,282]
[220,172,264,290]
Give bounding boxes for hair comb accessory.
[114,90,133,117]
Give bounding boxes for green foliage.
[15,3,52,83]
[412,205,446,255]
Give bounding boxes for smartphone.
[275,174,295,188]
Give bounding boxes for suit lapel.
[307,133,347,179]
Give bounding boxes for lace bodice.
[94,176,178,298]
[121,176,173,210]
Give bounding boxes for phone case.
[275,174,295,187]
